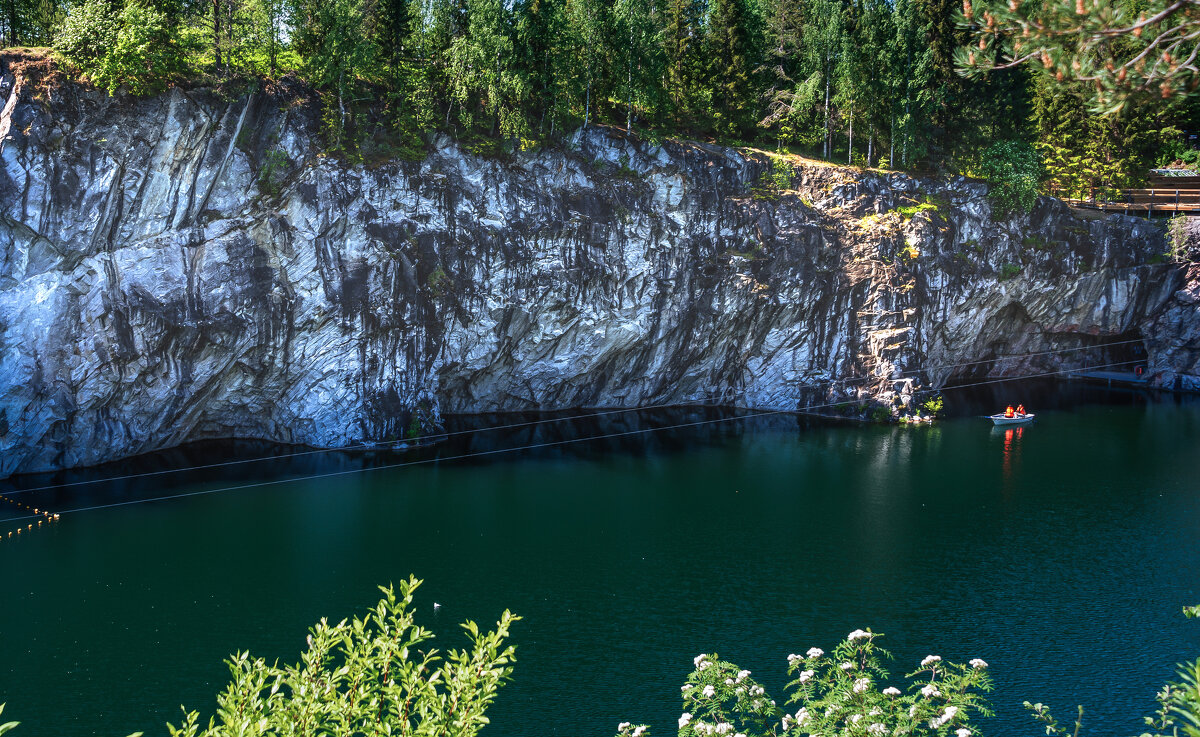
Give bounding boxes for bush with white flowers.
[615,630,993,737]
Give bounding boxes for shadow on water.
[0,407,831,518]
[2,380,1196,521]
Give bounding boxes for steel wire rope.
[0,339,1148,497]
[0,358,1146,526]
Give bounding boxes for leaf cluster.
[978,139,1042,217]
[55,0,182,95]
[614,630,994,737]
[165,576,520,737]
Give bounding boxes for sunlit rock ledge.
[1,53,1197,476]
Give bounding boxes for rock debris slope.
[1,57,1197,475]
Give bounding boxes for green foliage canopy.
[979,139,1042,216]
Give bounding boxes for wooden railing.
[1048,184,1200,215]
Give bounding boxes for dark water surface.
[2,387,1199,736]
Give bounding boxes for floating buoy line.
[0,340,1146,501]
[0,357,1143,538]
[0,493,61,544]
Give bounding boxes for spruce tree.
[705,0,761,140]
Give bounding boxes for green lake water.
[1,387,1199,736]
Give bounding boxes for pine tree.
[662,0,705,128]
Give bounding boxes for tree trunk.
[823,56,830,160]
[868,133,874,168]
[847,104,853,165]
[212,0,222,71]
[6,0,18,46]
[339,73,347,147]
[627,53,633,130]
[224,0,234,70]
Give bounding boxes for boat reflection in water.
[997,424,1025,486]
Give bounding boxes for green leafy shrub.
[427,266,448,297]
[55,0,181,95]
[1022,234,1054,252]
[897,201,938,219]
[980,140,1042,218]
[999,263,1021,280]
[164,577,518,737]
[770,156,794,190]
[257,149,290,196]
[616,630,993,737]
[922,395,944,416]
[1168,215,1191,263]
[54,0,119,70]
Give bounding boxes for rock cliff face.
[2,56,1197,476]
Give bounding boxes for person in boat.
[1016,404,1026,416]
[1004,405,1015,418]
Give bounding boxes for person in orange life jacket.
[1005,405,1015,418]
[1016,404,1025,416]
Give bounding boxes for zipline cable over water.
[0,340,1148,498]
[0,358,1147,532]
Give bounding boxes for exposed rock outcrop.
[2,56,1197,476]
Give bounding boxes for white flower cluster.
[839,662,854,671]
[847,629,871,641]
[920,655,942,667]
[850,714,863,725]
[867,723,888,736]
[798,669,815,683]
[695,654,712,671]
[920,684,941,698]
[737,669,751,681]
[788,653,802,665]
[806,647,825,658]
[750,685,765,697]
[701,685,716,698]
[617,722,648,737]
[929,706,959,729]
[679,713,693,728]
[682,685,693,692]
[795,707,811,726]
[969,658,988,669]
[956,728,973,737]
[853,677,871,693]
[882,687,901,697]
[691,721,734,735]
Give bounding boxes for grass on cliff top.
[741,146,897,176]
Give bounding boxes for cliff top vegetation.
[3,0,1200,206]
